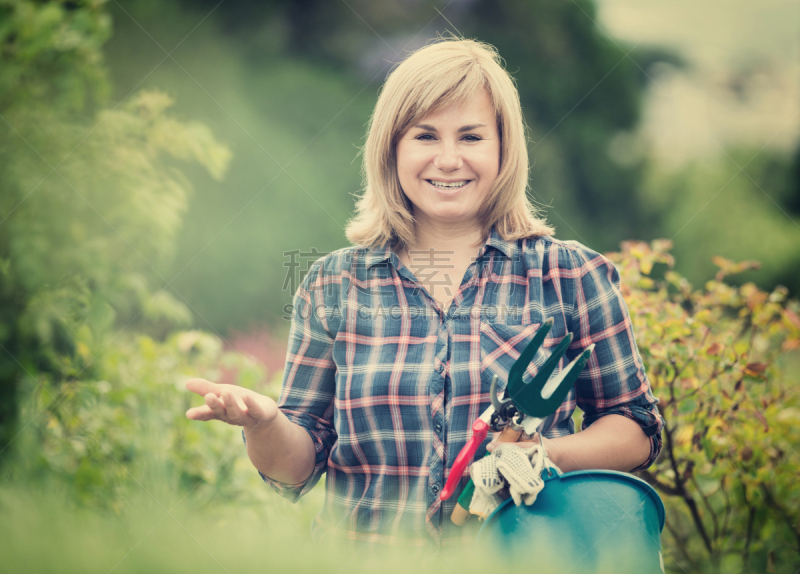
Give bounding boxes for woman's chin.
[421,208,480,227]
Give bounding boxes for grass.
[0,480,503,574]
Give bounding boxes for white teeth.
[429,180,468,189]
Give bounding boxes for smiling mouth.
[427,180,470,190]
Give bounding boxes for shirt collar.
[365,243,394,269]
[364,224,516,269]
[482,224,516,260]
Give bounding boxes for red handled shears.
[440,319,595,501]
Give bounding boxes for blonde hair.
[345,37,554,249]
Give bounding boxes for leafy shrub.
[608,241,800,574]
[0,0,231,457]
[8,329,285,511]
[5,239,798,574]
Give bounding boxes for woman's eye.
[412,133,482,142]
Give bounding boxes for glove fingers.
[470,452,504,494]
[495,444,546,507]
[469,489,504,519]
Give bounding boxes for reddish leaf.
[784,309,800,329]
[744,363,768,376]
[782,339,800,351]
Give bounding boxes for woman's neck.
[398,218,487,309]
[405,216,485,255]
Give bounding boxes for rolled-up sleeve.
[567,245,664,471]
[248,260,337,502]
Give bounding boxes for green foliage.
[607,241,800,573]
[3,235,797,572]
[101,0,374,331]
[463,0,665,244]
[0,0,231,460]
[7,329,278,510]
[0,483,496,574]
[0,0,111,115]
[108,0,680,332]
[641,149,800,298]
[1,2,797,571]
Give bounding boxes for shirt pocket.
[479,321,544,393]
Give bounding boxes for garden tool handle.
[441,418,489,501]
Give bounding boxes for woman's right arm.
[186,259,339,499]
[185,378,316,485]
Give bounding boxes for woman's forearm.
[544,414,651,473]
[243,411,316,484]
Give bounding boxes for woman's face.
[396,89,500,231]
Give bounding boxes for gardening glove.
[470,448,504,493]
[468,488,504,520]
[469,449,505,518]
[494,443,546,506]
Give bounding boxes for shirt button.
[434,423,443,434]
[431,484,440,494]
[436,363,444,373]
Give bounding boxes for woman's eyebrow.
[411,123,487,132]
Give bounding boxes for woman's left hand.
[486,427,544,452]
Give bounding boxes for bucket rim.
[480,468,666,534]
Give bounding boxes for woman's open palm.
[185,378,279,430]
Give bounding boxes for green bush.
[8,329,281,511]
[0,0,231,457]
[1,4,796,571]
[6,240,796,573]
[608,241,800,573]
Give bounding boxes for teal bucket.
[477,468,666,573]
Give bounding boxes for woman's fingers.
[486,428,533,452]
[186,378,218,397]
[222,392,249,425]
[486,431,500,452]
[186,405,217,421]
[205,392,228,420]
[185,381,276,429]
[500,427,523,441]
[241,393,265,421]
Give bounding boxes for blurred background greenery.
[0,0,797,572]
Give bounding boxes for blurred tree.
[787,141,800,216]
[462,0,675,247]
[135,0,683,333]
[0,0,231,462]
[641,149,800,299]
[181,0,681,250]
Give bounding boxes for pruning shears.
[440,318,595,503]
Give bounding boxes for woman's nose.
[432,141,463,171]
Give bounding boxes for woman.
[185,38,663,547]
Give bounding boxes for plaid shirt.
[253,227,663,546]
